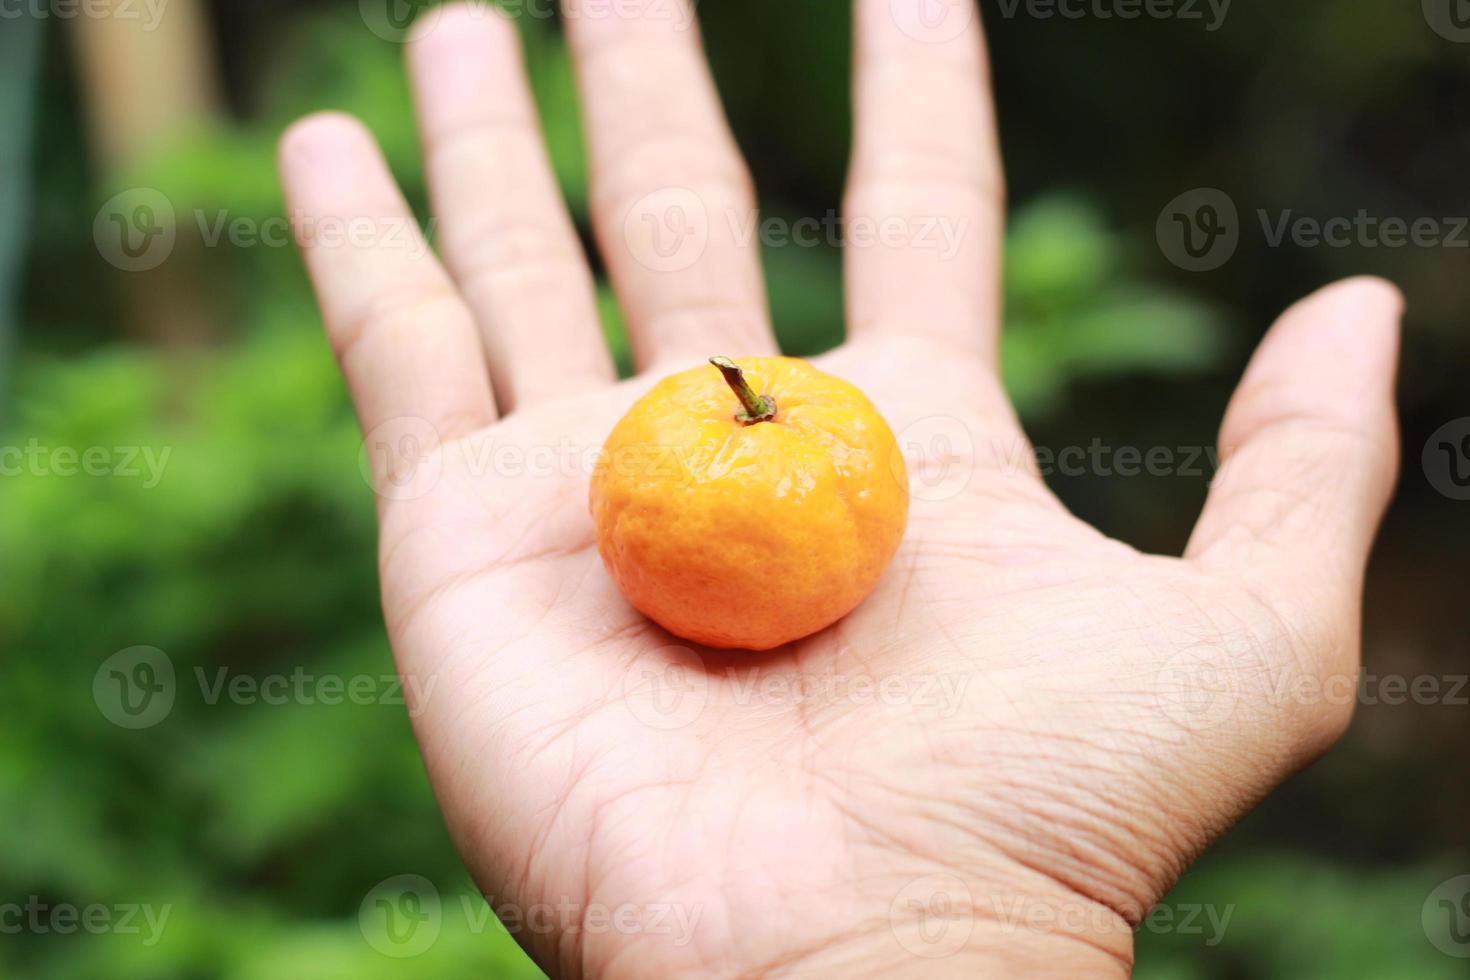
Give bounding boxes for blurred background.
[2,1,1467,977]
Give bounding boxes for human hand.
[279,1,1401,975]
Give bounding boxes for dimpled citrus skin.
[590,357,909,651]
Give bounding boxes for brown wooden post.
[70,0,226,345]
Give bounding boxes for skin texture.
[590,357,910,650]
[278,1,1402,976]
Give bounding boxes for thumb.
[1187,276,1402,611]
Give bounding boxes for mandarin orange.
[590,356,909,650]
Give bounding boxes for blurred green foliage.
[3,2,1466,977]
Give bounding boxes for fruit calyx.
[710,357,778,425]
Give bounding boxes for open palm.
[280,2,1401,976]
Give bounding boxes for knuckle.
[592,136,754,217]
[333,284,465,363]
[447,213,589,293]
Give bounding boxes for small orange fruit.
[590,356,909,650]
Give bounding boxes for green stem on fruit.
[710,357,778,424]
